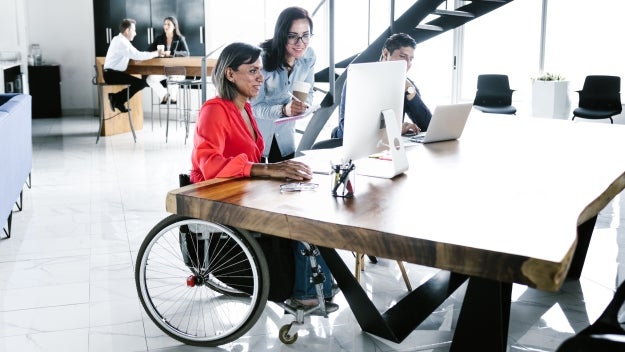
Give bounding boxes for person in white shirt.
[103,18,159,112]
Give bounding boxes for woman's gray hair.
[212,42,262,101]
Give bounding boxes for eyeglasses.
[286,33,312,45]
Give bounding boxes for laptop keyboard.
[409,133,426,143]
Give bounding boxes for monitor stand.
[355,108,409,179]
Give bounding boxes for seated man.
[334,33,432,139]
[103,18,159,113]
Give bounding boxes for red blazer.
[190,97,264,183]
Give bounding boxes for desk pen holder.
[331,164,355,198]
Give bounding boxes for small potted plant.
[531,72,570,119]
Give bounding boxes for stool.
[164,66,202,144]
[92,65,136,143]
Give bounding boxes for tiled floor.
[1,114,624,351]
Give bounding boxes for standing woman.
[146,16,190,104]
[251,7,315,163]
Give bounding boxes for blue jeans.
[291,241,333,300]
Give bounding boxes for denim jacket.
[251,47,316,158]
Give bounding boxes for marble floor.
[1,114,624,352]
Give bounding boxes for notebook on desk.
[405,103,473,144]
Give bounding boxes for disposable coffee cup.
[157,45,165,56]
[292,81,310,103]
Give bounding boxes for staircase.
[297,0,514,152]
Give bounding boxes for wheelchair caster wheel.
[279,324,298,344]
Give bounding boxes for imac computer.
[342,60,409,178]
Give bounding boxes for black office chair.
[473,74,517,115]
[556,279,625,351]
[571,75,622,124]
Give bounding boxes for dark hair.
[164,16,184,38]
[259,7,313,72]
[119,18,136,33]
[382,33,416,58]
[212,42,262,101]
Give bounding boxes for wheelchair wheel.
[135,215,269,346]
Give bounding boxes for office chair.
[571,75,622,124]
[556,279,625,351]
[473,74,517,115]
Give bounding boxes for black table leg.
[451,276,512,352]
[567,215,597,280]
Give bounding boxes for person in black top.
[146,16,190,104]
[334,33,432,139]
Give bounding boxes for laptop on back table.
[407,103,473,144]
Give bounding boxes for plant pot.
[531,80,571,119]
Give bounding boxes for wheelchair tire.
[135,215,269,346]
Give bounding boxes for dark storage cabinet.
[28,64,62,118]
[1,64,23,94]
[93,0,205,56]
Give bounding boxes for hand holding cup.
[289,81,310,116]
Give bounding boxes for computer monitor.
[342,60,409,178]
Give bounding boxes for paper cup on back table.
[292,81,310,102]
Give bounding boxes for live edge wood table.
[165,114,625,350]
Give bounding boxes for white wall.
[0,0,95,114]
[26,0,95,114]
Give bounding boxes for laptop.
[406,103,473,144]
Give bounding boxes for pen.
[287,92,310,108]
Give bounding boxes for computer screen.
[342,60,406,162]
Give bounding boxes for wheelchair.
[134,214,333,346]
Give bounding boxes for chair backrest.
[474,74,513,107]
[578,75,622,111]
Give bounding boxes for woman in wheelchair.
[189,42,338,312]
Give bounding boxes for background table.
[94,56,216,136]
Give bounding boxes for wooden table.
[166,114,625,350]
[94,56,216,136]
[127,56,216,77]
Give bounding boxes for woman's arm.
[250,160,312,180]
[174,36,190,57]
